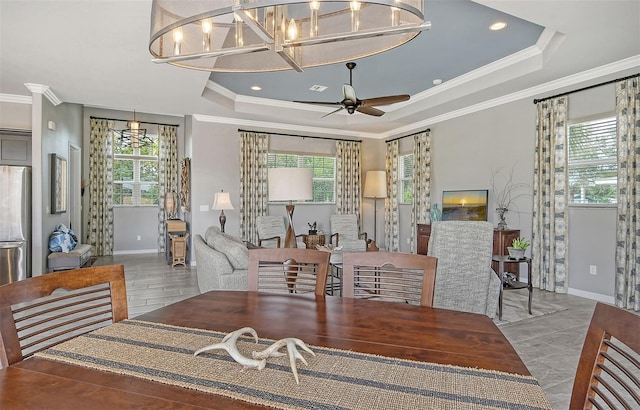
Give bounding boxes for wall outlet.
[589,265,597,275]
[137,235,141,241]
[200,204,209,212]
[406,238,411,245]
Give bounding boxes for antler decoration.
[253,338,316,384]
[194,327,266,370]
[194,329,315,383]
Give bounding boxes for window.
[398,153,413,204]
[113,133,159,206]
[268,152,336,203]
[568,116,617,204]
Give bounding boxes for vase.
[430,204,442,223]
[496,207,508,230]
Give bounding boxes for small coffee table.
[492,255,532,320]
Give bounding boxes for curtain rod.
[90,116,180,128]
[385,128,431,143]
[237,129,361,143]
[533,73,639,104]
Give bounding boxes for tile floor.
[96,252,602,410]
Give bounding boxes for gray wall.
[38,99,83,275]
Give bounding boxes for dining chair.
[569,302,640,410]
[256,215,306,248]
[0,264,128,367]
[248,248,330,296]
[330,214,368,252]
[342,252,438,306]
[427,221,501,318]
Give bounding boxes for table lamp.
[268,168,313,248]
[363,170,387,243]
[212,190,234,233]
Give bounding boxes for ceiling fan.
[293,62,410,118]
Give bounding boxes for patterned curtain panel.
[335,140,362,221]
[239,131,269,244]
[158,125,179,253]
[532,96,569,293]
[411,130,432,253]
[615,75,640,311]
[87,119,114,256]
[385,140,400,252]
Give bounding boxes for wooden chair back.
[570,302,640,409]
[342,252,438,307]
[0,265,128,367]
[248,248,330,296]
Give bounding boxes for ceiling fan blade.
[322,106,345,118]
[293,100,342,107]
[360,94,410,107]
[342,84,357,104]
[356,106,385,117]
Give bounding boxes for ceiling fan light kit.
[149,0,429,72]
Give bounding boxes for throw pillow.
[210,233,249,270]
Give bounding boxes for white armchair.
[256,215,306,248]
[330,214,368,252]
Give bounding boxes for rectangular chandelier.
[149,0,429,72]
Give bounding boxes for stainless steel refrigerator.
[0,165,31,285]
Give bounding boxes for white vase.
[507,247,525,259]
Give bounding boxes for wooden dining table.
[1,291,538,409]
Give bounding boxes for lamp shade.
[212,191,234,210]
[363,171,387,198]
[268,168,313,201]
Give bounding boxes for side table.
[302,234,325,249]
[492,255,532,320]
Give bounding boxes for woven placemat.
[36,320,551,410]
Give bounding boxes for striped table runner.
[36,320,551,410]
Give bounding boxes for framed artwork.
[442,189,488,221]
[50,153,67,214]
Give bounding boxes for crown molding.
[24,83,62,106]
[0,93,32,104]
[387,55,640,138]
[192,114,379,139]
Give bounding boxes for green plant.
[511,237,530,250]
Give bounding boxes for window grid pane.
[268,152,336,203]
[113,133,159,206]
[568,117,617,204]
[398,154,414,204]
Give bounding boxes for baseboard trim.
[568,288,615,304]
[113,249,160,255]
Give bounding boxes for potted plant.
[508,237,530,259]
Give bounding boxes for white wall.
[0,101,31,130]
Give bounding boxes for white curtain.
[411,130,432,253]
[335,140,362,220]
[614,75,640,311]
[532,96,569,293]
[385,140,400,252]
[239,131,269,244]
[87,119,114,256]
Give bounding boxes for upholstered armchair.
[427,221,501,318]
[255,215,306,248]
[330,214,368,252]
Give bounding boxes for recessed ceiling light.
[432,79,442,86]
[490,21,507,31]
[251,85,262,91]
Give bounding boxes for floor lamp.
[268,168,313,248]
[363,171,387,243]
